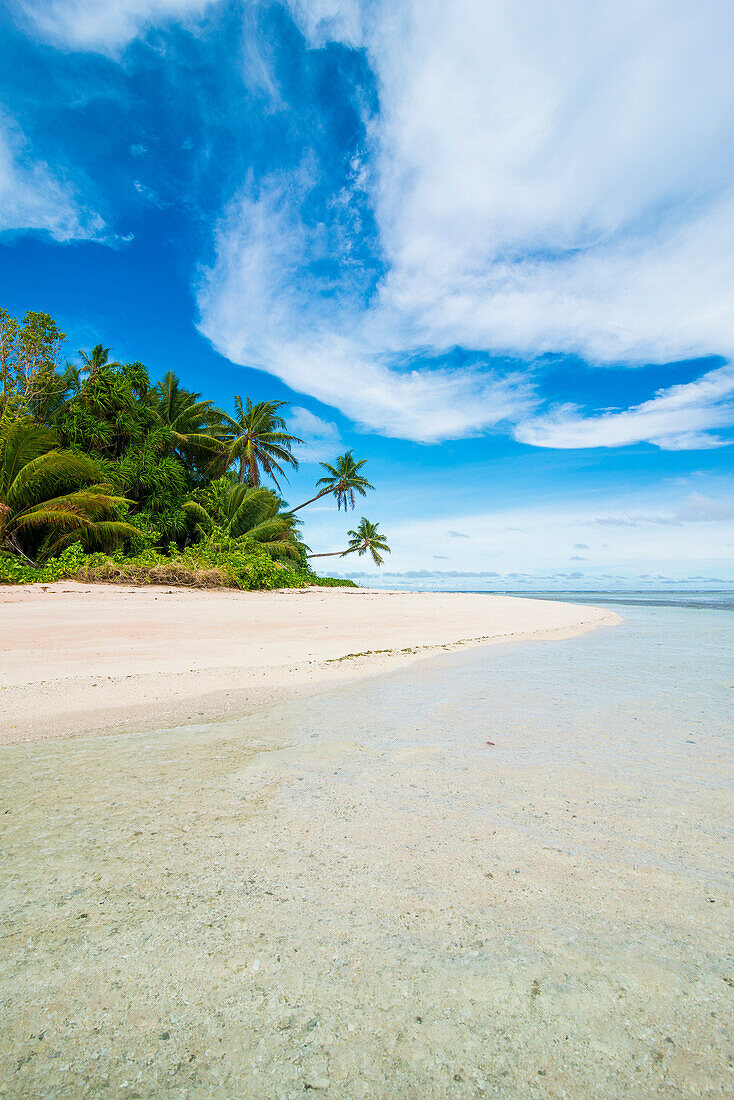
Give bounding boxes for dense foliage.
[0,308,388,588]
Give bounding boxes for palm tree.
[215,484,302,561]
[291,450,374,512]
[0,418,136,562]
[150,371,228,462]
[78,344,119,379]
[307,518,390,566]
[222,397,303,487]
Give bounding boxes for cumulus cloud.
[341,570,502,579]
[194,0,734,446]
[15,0,219,51]
[0,113,103,241]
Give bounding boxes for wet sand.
[0,583,616,743]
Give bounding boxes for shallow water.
[1,598,732,1098]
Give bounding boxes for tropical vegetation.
[0,307,390,588]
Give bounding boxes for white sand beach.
[0,583,617,743]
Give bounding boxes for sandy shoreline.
[0,583,618,744]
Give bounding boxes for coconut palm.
[221,397,303,487]
[0,418,136,561]
[215,483,302,561]
[291,450,373,513]
[150,371,228,461]
[78,343,120,379]
[307,518,390,566]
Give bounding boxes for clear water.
[2,594,732,1096]
[270,593,734,782]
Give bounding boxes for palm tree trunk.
[291,488,330,513]
[307,539,368,560]
[307,547,353,559]
[249,442,259,487]
[238,454,246,485]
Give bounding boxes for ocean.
[504,588,734,612]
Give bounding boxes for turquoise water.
[504,589,734,612]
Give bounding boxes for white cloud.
[587,492,734,527]
[285,0,363,46]
[514,365,734,450]
[196,180,535,441]
[197,0,734,446]
[0,114,103,241]
[288,406,342,464]
[14,1,734,447]
[16,0,219,51]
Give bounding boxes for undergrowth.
[0,540,358,590]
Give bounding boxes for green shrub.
[305,574,358,588]
[0,544,101,585]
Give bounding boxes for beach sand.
[0,583,616,743]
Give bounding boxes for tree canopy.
[0,306,388,589]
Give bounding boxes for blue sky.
[1,0,733,588]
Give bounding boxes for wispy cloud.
[196,179,534,441]
[289,406,342,465]
[15,0,218,52]
[0,112,103,240]
[191,0,734,446]
[8,0,734,451]
[515,366,734,450]
[355,486,734,579]
[586,492,734,527]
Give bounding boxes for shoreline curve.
[0,583,620,745]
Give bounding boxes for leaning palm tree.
[307,518,390,566]
[151,371,228,462]
[292,450,373,512]
[0,418,136,562]
[221,397,303,487]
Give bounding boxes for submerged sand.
[0,583,616,743]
